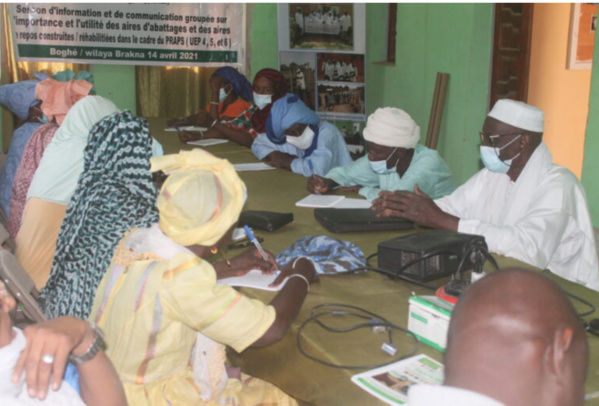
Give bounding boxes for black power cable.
[296,303,419,370]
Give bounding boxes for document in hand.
[351,354,444,405]
[216,270,282,291]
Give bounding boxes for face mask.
[479,135,521,173]
[369,147,398,174]
[254,92,272,110]
[286,126,315,150]
[219,87,229,103]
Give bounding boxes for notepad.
[217,270,282,291]
[233,163,275,172]
[295,194,345,208]
[165,126,208,132]
[187,139,228,147]
[333,198,372,209]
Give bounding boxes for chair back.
[0,250,46,326]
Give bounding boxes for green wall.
[90,65,136,113]
[581,37,599,224]
[366,3,494,185]
[248,3,279,78]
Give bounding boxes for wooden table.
[149,118,599,405]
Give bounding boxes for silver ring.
[41,354,54,364]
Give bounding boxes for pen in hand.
[243,225,269,262]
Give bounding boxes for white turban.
[363,107,420,149]
[488,99,544,133]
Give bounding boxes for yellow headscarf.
[150,149,246,247]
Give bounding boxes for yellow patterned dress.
[89,241,297,406]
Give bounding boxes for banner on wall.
[9,3,244,66]
[277,3,366,126]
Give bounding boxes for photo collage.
[280,3,366,140]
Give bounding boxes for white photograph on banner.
[317,83,365,122]
[317,52,364,83]
[278,3,365,53]
[289,4,354,50]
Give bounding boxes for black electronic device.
[314,208,414,233]
[377,230,487,283]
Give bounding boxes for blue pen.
[243,225,269,262]
[174,124,181,132]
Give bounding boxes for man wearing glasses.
[372,99,599,291]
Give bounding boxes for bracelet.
[210,101,220,106]
[287,273,310,292]
[68,322,106,365]
[210,118,218,128]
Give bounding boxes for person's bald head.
[444,268,588,406]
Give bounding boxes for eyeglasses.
[479,131,522,148]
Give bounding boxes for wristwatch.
[69,322,106,365]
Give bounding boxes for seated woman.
[168,67,254,146]
[7,123,59,240]
[251,94,352,177]
[0,281,126,405]
[89,149,316,405]
[16,96,120,290]
[40,110,159,320]
[307,107,455,200]
[0,79,45,218]
[168,68,288,147]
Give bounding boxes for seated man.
[308,107,454,200]
[373,100,599,291]
[408,268,589,406]
[251,94,352,176]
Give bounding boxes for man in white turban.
[307,107,455,200]
[373,99,599,291]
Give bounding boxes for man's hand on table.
[371,184,459,231]
[264,151,295,170]
[307,175,338,194]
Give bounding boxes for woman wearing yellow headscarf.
[89,149,315,406]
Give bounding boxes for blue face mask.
[479,135,521,173]
[369,147,398,174]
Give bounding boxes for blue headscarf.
[0,79,41,120]
[265,94,320,144]
[213,67,253,102]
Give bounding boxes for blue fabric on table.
[275,235,366,274]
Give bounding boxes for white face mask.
[219,87,229,103]
[253,92,272,110]
[369,147,398,174]
[286,126,315,150]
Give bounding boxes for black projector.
[377,230,487,282]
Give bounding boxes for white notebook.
[187,139,228,146]
[233,163,275,172]
[333,198,372,209]
[295,194,345,208]
[217,270,283,291]
[165,126,208,132]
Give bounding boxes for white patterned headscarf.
[40,111,158,319]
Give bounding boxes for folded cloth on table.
[275,235,366,274]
